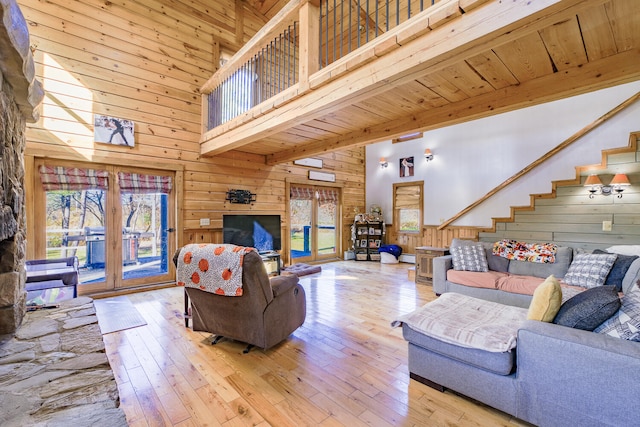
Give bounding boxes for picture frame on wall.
[94,114,135,147]
[399,156,414,177]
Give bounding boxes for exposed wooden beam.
[266,47,640,164]
[438,90,640,230]
[200,0,607,157]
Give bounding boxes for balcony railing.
[201,0,444,134]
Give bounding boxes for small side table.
[415,246,449,284]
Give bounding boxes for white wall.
[366,81,640,227]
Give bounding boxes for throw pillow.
[563,253,617,289]
[553,285,621,330]
[527,275,562,322]
[594,282,640,342]
[450,244,489,272]
[593,249,639,292]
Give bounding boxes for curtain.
[394,185,421,209]
[317,188,338,203]
[117,172,172,194]
[290,186,338,203]
[290,185,314,200]
[39,165,109,191]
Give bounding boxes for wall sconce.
[424,148,434,162]
[379,157,388,168]
[585,173,630,198]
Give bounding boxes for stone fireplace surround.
[0,0,43,337]
[0,2,127,424]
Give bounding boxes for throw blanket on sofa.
[493,239,557,263]
[392,293,528,352]
[177,244,254,296]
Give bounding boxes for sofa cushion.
[447,270,506,289]
[553,285,621,331]
[402,324,516,375]
[508,246,573,279]
[564,253,617,289]
[595,282,640,341]
[593,249,639,292]
[527,275,562,322]
[393,293,527,352]
[497,274,545,295]
[451,244,488,272]
[483,243,510,272]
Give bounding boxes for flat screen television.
[223,214,282,253]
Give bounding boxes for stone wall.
[0,65,28,335]
[0,0,43,336]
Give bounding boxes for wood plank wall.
[386,225,480,253]
[19,0,365,265]
[480,135,640,250]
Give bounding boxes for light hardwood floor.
[102,261,529,426]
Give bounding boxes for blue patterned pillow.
[553,285,621,331]
[451,244,488,272]
[564,253,617,289]
[593,249,639,292]
[594,283,640,341]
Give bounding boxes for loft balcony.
[200,0,640,164]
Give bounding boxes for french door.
[289,184,340,263]
[33,160,176,294]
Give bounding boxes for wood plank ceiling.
[214,0,640,164]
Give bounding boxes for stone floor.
[0,297,127,426]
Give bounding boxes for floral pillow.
[492,239,557,263]
[451,243,488,272]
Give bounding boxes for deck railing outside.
[203,0,440,132]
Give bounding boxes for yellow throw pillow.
[527,275,563,322]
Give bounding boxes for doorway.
[289,184,340,263]
[33,160,176,294]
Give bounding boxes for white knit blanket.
[177,244,254,296]
[392,293,528,352]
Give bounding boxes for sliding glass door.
[35,160,175,294]
[289,184,340,263]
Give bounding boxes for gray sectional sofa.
[403,241,640,426]
[433,241,640,307]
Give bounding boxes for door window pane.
[290,199,313,259]
[318,199,337,255]
[121,192,170,280]
[45,189,107,284]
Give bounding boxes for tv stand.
[260,252,280,276]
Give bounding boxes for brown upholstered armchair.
[174,246,306,353]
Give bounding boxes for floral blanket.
[177,244,254,296]
[493,239,557,263]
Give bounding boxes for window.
[393,181,423,233]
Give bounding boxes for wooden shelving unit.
[352,220,385,261]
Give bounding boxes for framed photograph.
[360,239,367,248]
[374,239,381,248]
[368,227,376,234]
[399,156,414,177]
[94,114,135,147]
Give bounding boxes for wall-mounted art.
[226,189,256,204]
[94,114,135,147]
[399,156,414,177]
